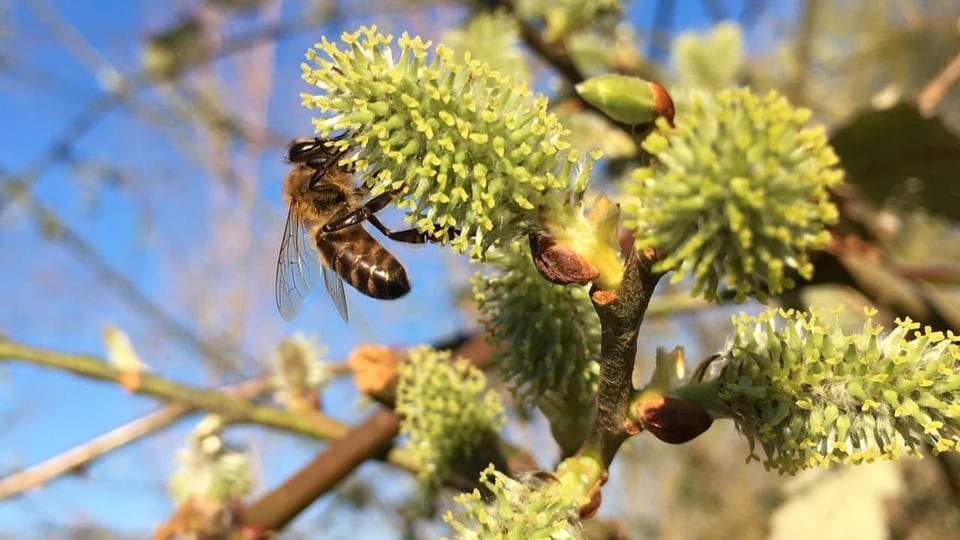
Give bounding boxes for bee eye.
[288,146,306,162]
[288,138,326,162]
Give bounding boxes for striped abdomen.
[315,228,410,299]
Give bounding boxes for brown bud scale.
[529,231,599,285]
[637,396,713,444]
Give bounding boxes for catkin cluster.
[301,26,596,261]
[625,88,842,302]
[705,309,960,474]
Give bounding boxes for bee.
[275,136,439,322]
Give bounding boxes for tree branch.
[786,0,820,105]
[30,199,254,371]
[918,47,960,116]
[484,0,638,140]
[583,247,663,467]
[0,376,271,500]
[229,333,509,538]
[0,338,348,440]
[1,404,190,500]
[238,408,403,535]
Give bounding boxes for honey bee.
[276,136,438,322]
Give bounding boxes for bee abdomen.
[317,231,410,299]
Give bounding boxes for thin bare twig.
[22,199,252,370]
[918,48,960,116]
[786,0,821,105]
[0,338,348,441]
[0,376,271,500]
[896,264,960,285]
[0,404,190,500]
[26,0,122,89]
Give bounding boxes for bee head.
[287,132,355,166]
[287,138,324,164]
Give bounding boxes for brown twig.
[481,0,638,140]
[582,248,663,468]
[238,408,403,536]
[1,404,191,500]
[229,333,505,537]
[895,264,960,285]
[808,251,960,334]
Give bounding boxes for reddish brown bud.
[578,482,603,520]
[648,81,675,127]
[636,396,713,444]
[529,231,599,285]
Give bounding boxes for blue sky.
[0,1,793,536]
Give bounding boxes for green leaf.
[830,103,960,221]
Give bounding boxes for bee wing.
[322,266,349,322]
[275,208,322,321]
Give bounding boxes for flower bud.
[576,75,675,126]
[529,230,599,285]
[637,395,713,444]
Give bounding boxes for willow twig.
[0,339,348,440]
[226,333,503,537]
[0,376,271,500]
[786,0,820,105]
[583,248,663,467]
[238,409,404,535]
[918,47,960,116]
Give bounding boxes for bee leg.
[321,191,396,232]
[365,215,458,244]
[322,189,461,242]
